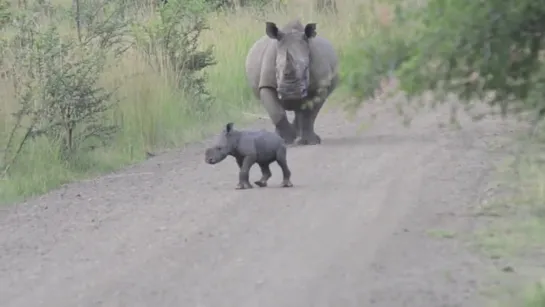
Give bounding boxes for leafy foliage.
[345,0,545,124]
[201,0,279,12]
[315,0,337,13]
[0,0,223,179]
[0,0,130,175]
[132,0,216,115]
[0,0,11,29]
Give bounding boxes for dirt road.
[0,99,519,307]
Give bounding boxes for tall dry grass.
[0,0,382,202]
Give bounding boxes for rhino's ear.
[304,23,317,39]
[225,122,234,134]
[266,22,282,40]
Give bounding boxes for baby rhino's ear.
[225,122,234,133]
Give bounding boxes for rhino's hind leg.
[296,99,325,146]
[275,146,293,188]
[255,162,272,187]
[260,88,297,144]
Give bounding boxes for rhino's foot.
[295,133,321,146]
[281,179,294,188]
[275,120,297,145]
[254,180,267,187]
[236,181,253,190]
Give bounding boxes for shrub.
[0,0,130,175]
[132,0,216,116]
[344,0,545,126]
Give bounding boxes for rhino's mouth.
[204,148,228,164]
[278,87,307,100]
[205,157,218,164]
[277,71,310,100]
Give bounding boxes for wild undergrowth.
[473,133,545,307]
[0,0,371,203]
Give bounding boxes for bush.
[315,0,337,13]
[0,0,11,28]
[132,0,216,116]
[0,0,219,200]
[344,0,545,126]
[0,0,129,175]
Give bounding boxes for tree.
[345,0,545,129]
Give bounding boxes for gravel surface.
[0,99,520,307]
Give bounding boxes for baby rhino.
[204,122,294,190]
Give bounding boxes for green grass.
[426,229,457,239]
[521,280,545,307]
[472,136,545,307]
[475,152,545,259]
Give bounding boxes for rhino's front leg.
[259,88,297,144]
[236,155,256,190]
[296,98,325,145]
[292,112,302,138]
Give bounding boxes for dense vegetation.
[345,0,545,129]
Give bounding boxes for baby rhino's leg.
[255,162,272,187]
[237,155,256,190]
[275,146,293,188]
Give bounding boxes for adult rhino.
[245,19,339,145]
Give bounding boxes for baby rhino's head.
[204,122,238,165]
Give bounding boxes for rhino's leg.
[254,162,272,187]
[235,156,244,168]
[275,146,293,188]
[296,77,338,146]
[292,112,302,138]
[260,88,297,144]
[296,98,325,146]
[236,155,256,190]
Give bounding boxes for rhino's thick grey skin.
[245,19,339,146]
[204,122,293,190]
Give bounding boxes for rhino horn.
[284,52,296,74]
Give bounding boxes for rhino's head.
[266,21,317,101]
[205,122,237,165]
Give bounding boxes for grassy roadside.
[0,0,370,204]
[471,131,545,306]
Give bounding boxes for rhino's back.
[245,36,277,98]
[238,129,284,161]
